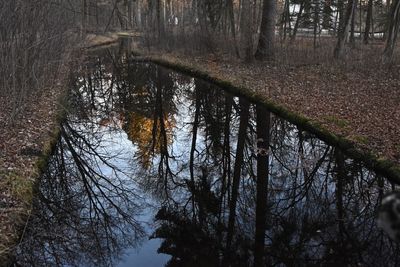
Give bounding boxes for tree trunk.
[241,0,253,61]
[382,0,400,63]
[337,0,344,34]
[95,0,99,29]
[291,0,305,42]
[254,105,270,267]
[359,0,362,39]
[218,96,233,239]
[281,0,291,40]
[156,0,164,39]
[254,0,276,60]
[227,0,241,57]
[313,0,320,49]
[335,149,346,247]
[189,87,201,184]
[81,0,88,34]
[225,99,250,264]
[127,0,133,29]
[333,0,356,58]
[349,0,357,46]
[364,0,373,44]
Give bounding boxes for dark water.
[13,47,400,267]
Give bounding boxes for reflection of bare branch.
[16,114,145,266]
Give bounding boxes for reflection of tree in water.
[126,112,175,169]
[14,119,145,266]
[14,47,400,266]
[120,63,181,198]
[147,83,400,266]
[151,170,222,267]
[122,64,177,170]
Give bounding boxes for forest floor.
[135,44,400,166]
[0,48,86,264]
[0,84,64,265]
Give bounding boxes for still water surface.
[13,47,400,266]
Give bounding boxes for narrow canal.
[12,46,400,266]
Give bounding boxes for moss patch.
[3,172,34,204]
[323,115,349,129]
[348,134,369,145]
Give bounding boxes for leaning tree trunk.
[280,0,291,40]
[254,0,276,60]
[333,0,356,58]
[349,0,357,46]
[291,0,305,42]
[313,0,320,49]
[337,0,345,34]
[364,0,373,44]
[382,0,400,63]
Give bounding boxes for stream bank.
[129,50,400,183]
[0,51,81,266]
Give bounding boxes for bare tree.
[0,0,77,121]
[334,0,357,58]
[255,0,277,60]
[364,0,374,44]
[241,0,254,61]
[382,0,400,63]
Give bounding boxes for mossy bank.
[0,79,70,267]
[130,52,400,185]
